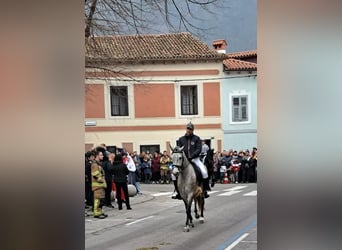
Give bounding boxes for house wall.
[203,82,220,116]
[85,84,105,118]
[221,72,257,151]
[85,61,224,153]
[134,83,175,118]
[85,128,223,154]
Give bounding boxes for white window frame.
[229,91,251,124]
[106,81,134,119]
[176,82,203,118]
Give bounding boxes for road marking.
[218,190,242,196]
[224,233,249,250]
[125,216,154,226]
[152,192,173,197]
[153,191,220,196]
[208,190,219,194]
[223,186,248,191]
[216,220,257,250]
[240,240,257,243]
[219,186,249,196]
[151,186,254,197]
[243,190,257,196]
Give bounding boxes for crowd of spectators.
[85,144,257,218]
[213,147,257,184]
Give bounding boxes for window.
[110,86,128,116]
[181,85,198,115]
[232,96,248,122]
[106,146,125,154]
[140,145,160,155]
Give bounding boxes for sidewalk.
[85,191,155,218]
[85,191,157,237]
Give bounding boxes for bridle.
[170,146,187,170]
[173,152,184,167]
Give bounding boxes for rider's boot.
[203,178,211,198]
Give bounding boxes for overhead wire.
[86,73,257,82]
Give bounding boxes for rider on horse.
[171,122,211,199]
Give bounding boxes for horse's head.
[170,145,185,168]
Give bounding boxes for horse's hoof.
[199,217,204,224]
[183,226,190,232]
[195,214,200,219]
[191,223,194,228]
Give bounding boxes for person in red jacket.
[229,156,241,184]
[151,151,161,183]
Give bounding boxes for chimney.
[212,39,227,54]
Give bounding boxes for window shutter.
[233,107,239,121]
[232,95,248,122]
[241,97,248,120]
[242,106,247,120]
[241,97,247,105]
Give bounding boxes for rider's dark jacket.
[177,133,202,160]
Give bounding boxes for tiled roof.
[227,50,257,59]
[223,58,257,71]
[86,32,227,64]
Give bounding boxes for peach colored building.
[85,33,227,154]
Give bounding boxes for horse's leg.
[183,200,190,232]
[199,195,205,223]
[188,198,194,228]
[194,198,199,219]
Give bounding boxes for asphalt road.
[85,183,257,250]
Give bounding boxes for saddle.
[191,161,211,198]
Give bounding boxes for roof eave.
[86,56,227,65]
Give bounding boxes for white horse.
[170,145,205,232]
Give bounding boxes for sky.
[206,0,257,52]
[154,0,257,53]
[91,0,257,53]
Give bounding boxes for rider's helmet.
[186,122,194,130]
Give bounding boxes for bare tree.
[85,0,224,91]
[85,0,222,39]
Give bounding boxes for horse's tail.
[194,186,203,198]
[194,185,205,215]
